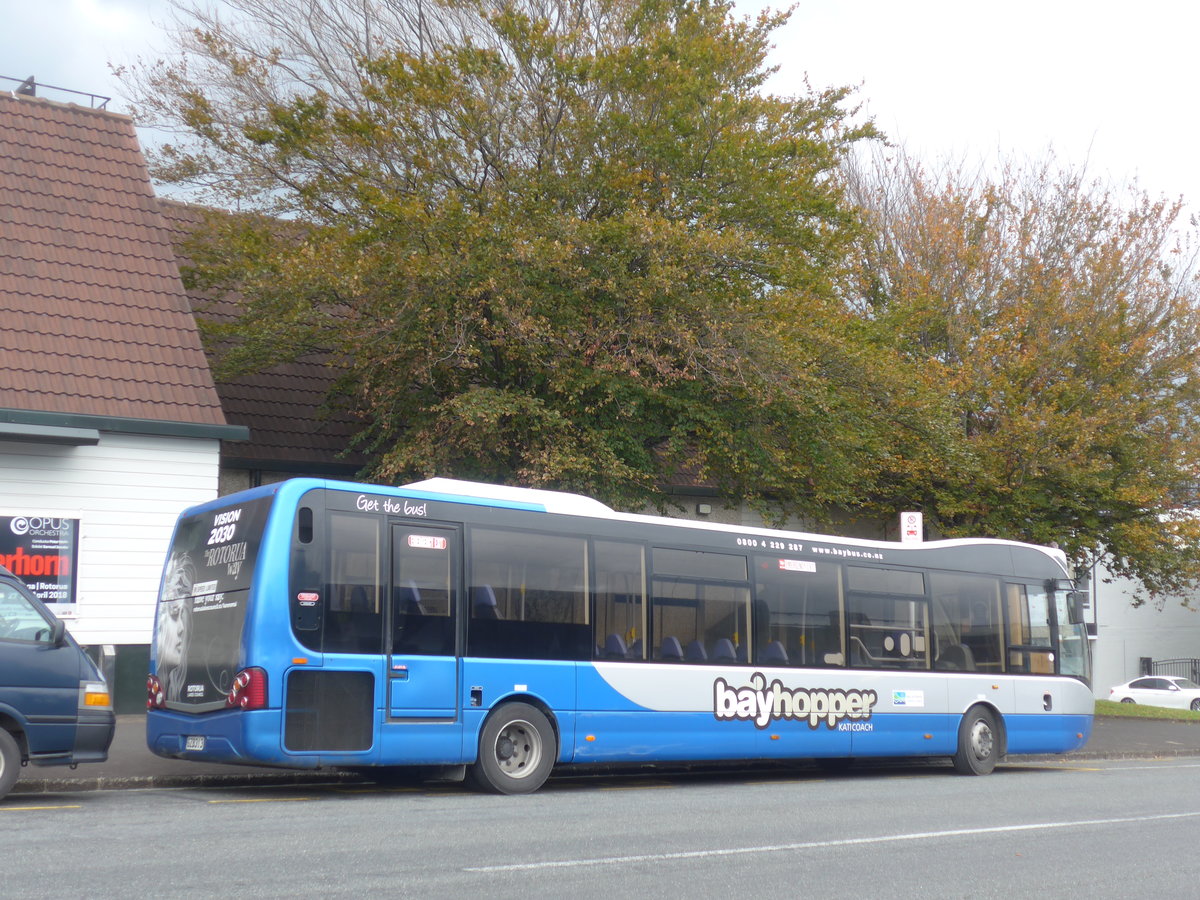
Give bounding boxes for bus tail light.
[227,667,268,710]
[147,674,164,710]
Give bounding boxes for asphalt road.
[6,754,1200,898]
[11,713,1200,795]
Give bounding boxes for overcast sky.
[3,0,1198,215]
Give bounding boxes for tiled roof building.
[0,88,247,693]
[0,91,239,441]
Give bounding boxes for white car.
[1109,676,1200,711]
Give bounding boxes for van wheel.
[468,703,554,794]
[0,729,21,800]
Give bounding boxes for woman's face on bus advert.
[158,552,194,674]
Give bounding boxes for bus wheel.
[469,703,554,794]
[0,729,21,800]
[952,706,999,775]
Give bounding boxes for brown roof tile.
[0,92,229,428]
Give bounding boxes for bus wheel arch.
[952,703,1005,775]
[468,700,557,794]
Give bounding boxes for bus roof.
[176,476,1069,574]
[399,477,1068,568]
[405,477,615,517]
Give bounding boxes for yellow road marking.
[1,804,82,812]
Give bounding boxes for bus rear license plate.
[185,735,206,752]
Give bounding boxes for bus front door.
[380,522,463,762]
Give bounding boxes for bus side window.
[323,513,383,655]
[593,541,646,661]
[929,573,1002,673]
[753,557,842,668]
[845,567,928,669]
[650,549,749,665]
[467,528,590,660]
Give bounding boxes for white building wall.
[0,432,220,646]
[1090,572,1200,697]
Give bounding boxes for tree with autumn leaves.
[127,0,888,520]
[846,152,1200,601]
[126,0,1200,602]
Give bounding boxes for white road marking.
[464,811,1200,872]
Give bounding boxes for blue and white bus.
[146,477,1093,793]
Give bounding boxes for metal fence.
[1146,657,1200,682]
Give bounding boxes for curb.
[11,769,368,795]
[12,749,1200,795]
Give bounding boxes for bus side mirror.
[1046,579,1087,624]
[1066,592,1087,625]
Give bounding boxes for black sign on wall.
[0,515,80,605]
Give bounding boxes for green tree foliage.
[847,151,1200,602]
[126,0,883,516]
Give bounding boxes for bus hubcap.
[497,736,516,762]
[970,720,994,759]
[494,720,539,776]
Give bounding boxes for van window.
[0,582,58,643]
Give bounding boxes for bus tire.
[952,705,999,775]
[469,703,554,794]
[0,729,21,800]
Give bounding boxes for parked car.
[1109,675,1200,711]
[0,565,115,800]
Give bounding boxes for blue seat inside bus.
[760,640,788,665]
[712,638,736,662]
[603,633,627,659]
[397,582,425,616]
[659,636,683,660]
[935,642,976,671]
[472,585,499,619]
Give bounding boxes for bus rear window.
[155,495,273,709]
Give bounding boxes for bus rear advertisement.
[146,477,1093,793]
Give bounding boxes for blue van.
[0,564,115,799]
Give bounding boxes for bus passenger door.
[381,523,462,760]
